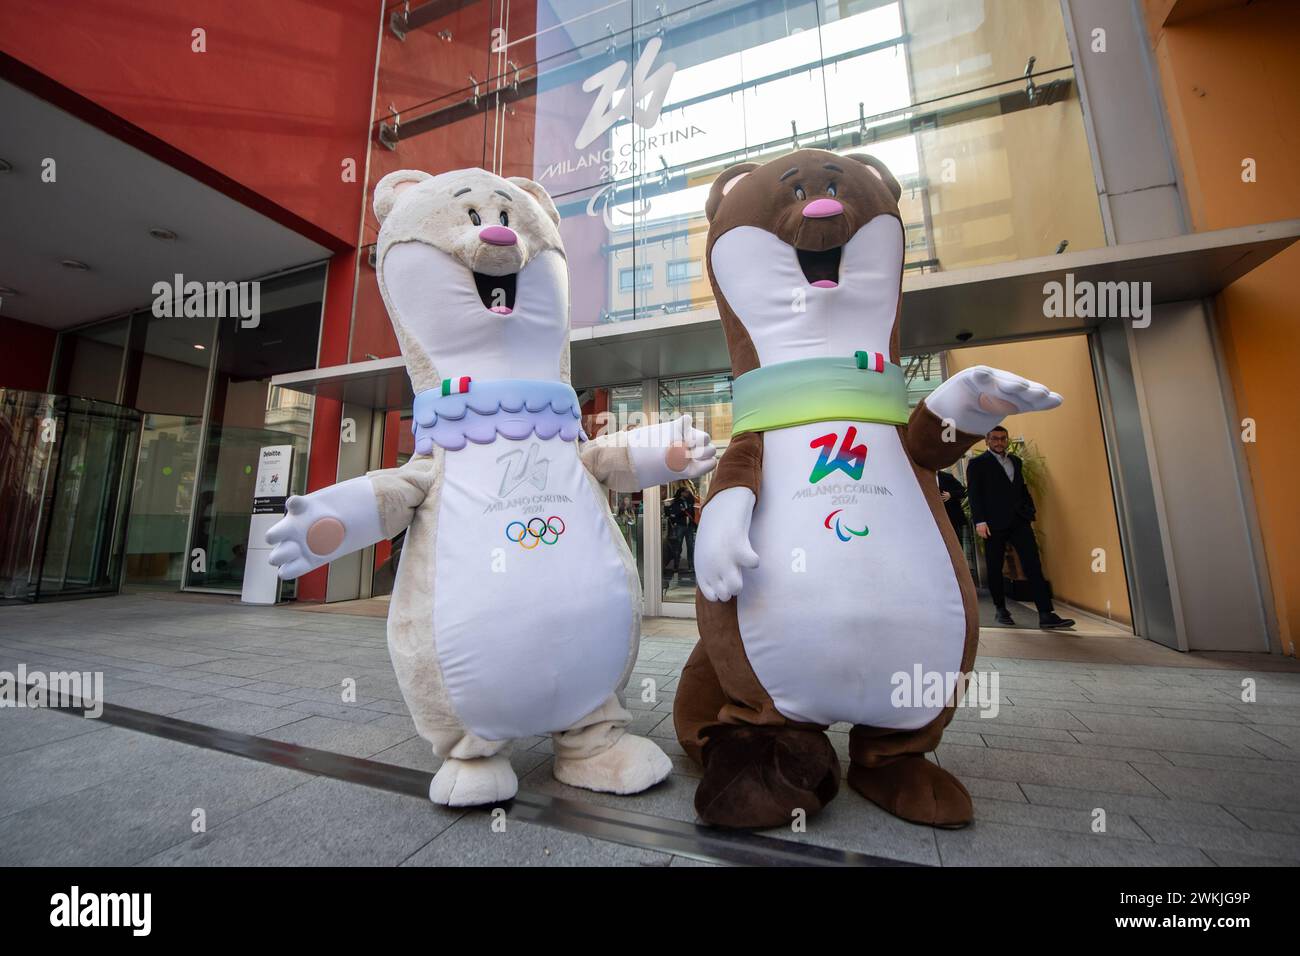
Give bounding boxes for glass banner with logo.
[355,0,1098,362]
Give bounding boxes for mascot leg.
[551,695,672,795]
[846,719,972,828]
[387,554,518,807]
[673,640,729,764]
[846,588,980,828]
[395,660,518,807]
[675,596,840,830]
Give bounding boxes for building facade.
[0,0,1294,655]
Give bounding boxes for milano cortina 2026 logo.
[541,36,707,228]
[573,36,676,150]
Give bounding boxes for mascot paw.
[428,754,518,807]
[626,413,718,486]
[552,734,672,794]
[265,496,331,580]
[847,756,972,829]
[694,725,840,830]
[695,487,759,602]
[923,365,1062,436]
[265,477,383,580]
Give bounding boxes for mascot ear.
[844,153,902,203]
[374,169,432,225]
[508,176,561,226]
[705,162,760,222]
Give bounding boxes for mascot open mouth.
[796,246,842,288]
[473,270,517,314]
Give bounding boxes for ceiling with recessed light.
[0,79,330,330]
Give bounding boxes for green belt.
[731,352,910,436]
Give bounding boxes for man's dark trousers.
[984,520,1053,614]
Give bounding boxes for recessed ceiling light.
[149,227,178,241]
[193,344,206,350]
[60,259,90,271]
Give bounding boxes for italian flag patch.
[440,376,472,396]
[855,351,886,373]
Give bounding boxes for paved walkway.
[1,592,1298,866]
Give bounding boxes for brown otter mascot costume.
[673,149,1062,829]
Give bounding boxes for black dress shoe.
[994,607,1015,627]
[1039,612,1076,630]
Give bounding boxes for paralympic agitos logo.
[824,509,869,542]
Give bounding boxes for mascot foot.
[552,733,672,795]
[694,725,840,830]
[847,755,972,828]
[429,754,518,807]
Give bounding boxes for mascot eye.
[468,209,482,226]
[793,185,806,201]
[827,183,838,197]
[499,211,509,227]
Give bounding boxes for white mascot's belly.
[433,435,633,740]
[736,421,966,729]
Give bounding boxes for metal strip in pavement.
[36,689,923,867]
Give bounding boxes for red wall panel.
[298,247,357,601]
[348,0,539,362]
[0,316,57,392]
[0,0,384,249]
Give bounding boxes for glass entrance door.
[656,373,733,612]
[0,390,140,602]
[181,265,324,592]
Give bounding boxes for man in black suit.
[966,426,1074,630]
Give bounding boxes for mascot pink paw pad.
[306,517,346,556]
[665,442,691,472]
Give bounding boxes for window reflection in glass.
[122,310,216,589]
[53,317,128,404]
[186,267,324,592]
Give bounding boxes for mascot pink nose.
[802,198,844,219]
[478,225,517,246]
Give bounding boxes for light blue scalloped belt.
[411,378,586,454]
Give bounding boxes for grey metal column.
[1063,0,1274,651]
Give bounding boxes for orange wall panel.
[1144,0,1300,654]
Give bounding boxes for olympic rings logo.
[505,516,566,549]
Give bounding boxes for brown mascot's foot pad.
[695,725,840,830]
[847,755,972,828]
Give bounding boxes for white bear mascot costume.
[267,167,716,806]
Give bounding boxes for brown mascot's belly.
[736,421,967,729]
